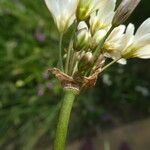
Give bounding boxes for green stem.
[101,57,121,72]
[68,49,75,75]
[53,88,78,150]
[59,33,64,71]
[65,41,73,74]
[65,21,77,75]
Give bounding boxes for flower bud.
[112,0,141,26]
[78,52,93,72]
[74,22,91,51]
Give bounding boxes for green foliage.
[0,0,150,149]
[0,0,62,149]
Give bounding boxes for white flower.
[76,0,106,21]
[90,0,116,34]
[122,18,150,59]
[104,18,150,63]
[44,0,78,33]
[103,25,127,64]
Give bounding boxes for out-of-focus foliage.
[0,0,62,149]
[0,0,150,149]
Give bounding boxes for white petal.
[65,0,79,15]
[126,23,135,37]
[45,0,78,32]
[97,0,116,18]
[107,25,125,42]
[134,34,150,48]
[117,58,127,65]
[135,18,150,40]
[93,0,105,11]
[122,23,135,48]
[105,51,122,62]
[135,45,150,58]
[93,29,107,44]
[78,21,88,30]
[45,0,59,17]
[68,15,76,29]
[103,11,115,25]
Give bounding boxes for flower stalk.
[53,88,78,150]
[93,26,114,62]
[65,43,72,74]
[59,33,64,71]
[101,57,121,73]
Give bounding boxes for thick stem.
[53,88,78,150]
[59,33,64,71]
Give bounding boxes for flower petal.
[118,58,127,65]
[122,23,135,49]
[45,0,59,17]
[97,0,116,18]
[134,34,150,48]
[135,18,150,40]
[135,44,150,58]
[107,25,126,42]
[45,0,78,32]
[78,21,88,30]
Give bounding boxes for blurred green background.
[0,0,150,149]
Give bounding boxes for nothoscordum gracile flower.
[44,0,78,33]
[122,18,150,59]
[104,18,150,61]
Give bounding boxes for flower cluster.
[45,0,150,91]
